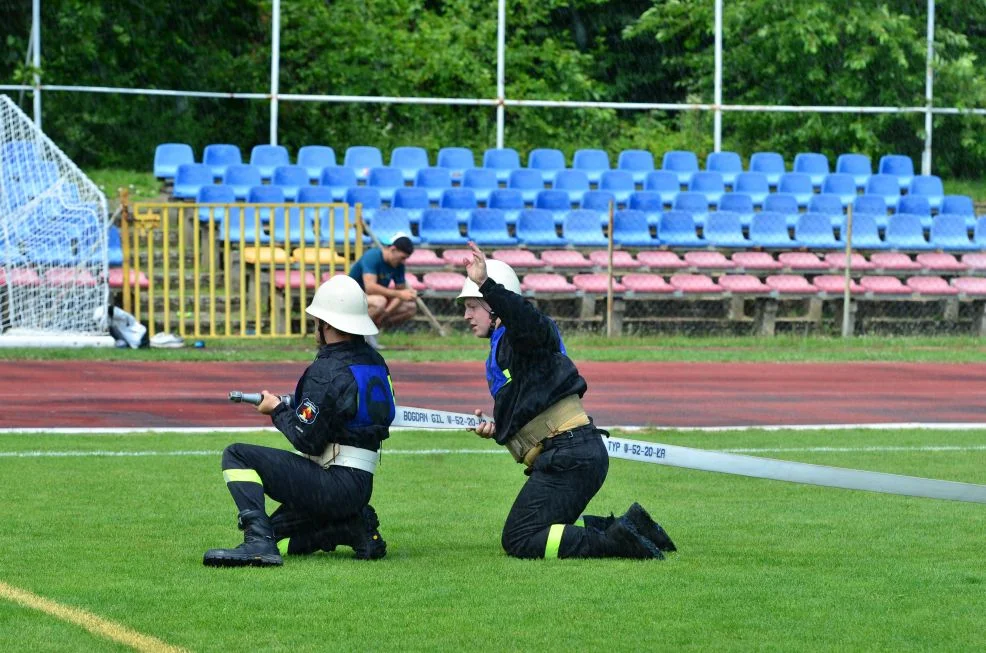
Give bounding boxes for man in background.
[348,233,417,349]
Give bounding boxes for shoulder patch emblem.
[296,398,319,424]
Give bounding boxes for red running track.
[3,361,986,428]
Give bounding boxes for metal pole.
[713,0,723,152]
[922,0,935,175]
[32,0,41,127]
[269,0,281,145]
[495,0,506,148]
[841,205,854,338]
[606,200,615,338]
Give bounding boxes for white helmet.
[457,259,522,303]
[306,275,379,335]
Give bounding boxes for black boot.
[310,505,387,560]
[581,513,615,533]
[601,515,665,559]
[624,503,676,553]
[203,509,283,567]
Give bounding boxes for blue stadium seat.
[885,213,933,251]
[658,210,705,248]
[516,209,564,246]
[368,208,419,245]
[612,209,656,247]
[563,210,609,247]
[929,214,977,251]
[107,225,123,266]
[975,217,986,248]
[673,191,712,228]
[202,144,242,179]
[1,139,38,165]
[419,208,468,245]
[749,152,786,187]
[390,146,430,184]
[528,148,566,185]
[154,143,194,179]
[552,169,591,205]
[897,195,932,230]
[878,154,914,191]
[793,152,830,188]
[196,184,237,225]
[836,153,872,190]
[467,209,517,246]
[440,188,478,224]
[703,211,748,248]
[778,172,814,208]
[764,192,801,229]
[865,174,902,212]
[415,167,453,203]
[842,213,887,250]
[795,212,840,249]
[272,165,310,201]
[345,187,382,222]
[808,193,845,229]
[853,194,887,216]
[821,173,858,208]
[661,150,699,186]
[573,149,611,186]
[643,170,680,207]
[617,149,655,186]
[250,145,290,181]
[297,186,346,243]
[734,172,769,208]
[581,190,617,225]
[718,192,756,227]
[688,171,725,208]
[535,189,572,225]
[628,191,665,226]
[28,235,79,266]
[488,189,525,225]
[941,194,974,217]
[600,170,635,205]
[392,188,430,225]
[484,148,521,185]
[749,211,795,248]
[908,175,944,213]
[297,145,337,182]
[367,167,405,205]
[343,146,384,182]
[172,163,214,200]
[319,167,359,202]
[244,186,287,238]
[705,151,743,188]
[437,147,476,183]
[508,168,545,205]
[463,168,499,205]
[269,204,315,246]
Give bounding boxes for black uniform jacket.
[479,277,588,445]
[270,339,392,455]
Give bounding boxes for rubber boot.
[203,509,283,567]
[600,515,664,559]
[624,503,676,553]
[581,513,615,533]
[309,505,386,560]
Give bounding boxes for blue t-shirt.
[348,248,406,290]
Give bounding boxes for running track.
[3,361,986,428]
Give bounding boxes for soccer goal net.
[0,95,114,347]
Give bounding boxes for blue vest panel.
[347,364,396,428]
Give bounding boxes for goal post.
[0,94,115,347]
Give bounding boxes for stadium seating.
[250,145,290,181]
[821,173,858,209]
[345,187,382,221]
[369,208,418,244]
[223,164,264,200]
[441,188,479,224]
[297,186,354,244]
[202,144,242,179]
[573,273,627,293]
[247,185,287,224]
[423,271,467,292]
[878,154,914,191]
[628,191,665,226]
[493,249,545,269]
[508,168,546,205]
[462,168,499,205]
[643,170,680,207]
[749,211,795,248]
[688,171,725,208]
[853,194,889,229]
[778,252,827,271]
[636,250,688,269]
[908,175,944,212]
[484,148,521,184]
[573,149,611,186]
[437,147,476,182]
[865,174,902,211]
[154,143,194,179]
[951,277,986,295]
[611,209,655,247]
[870,252,922,272]
[749,152,785,187]
[731,251,782,271]
[535,190,573,224]
[778,172,814,208]
[941,195,974,217]
[661,150,699,186]
[172,163,214,200]
[343,146,384,182]
[916,252,967,272]
[672,191,711,226]
[734,172,770,208]
[621,273,674,294]
[516,209,564,246]
[617,149,655,186]
[813,275,863,294]
[897,195,932,229]
[600,170,635,205]
[703,211,749,248]
[271,165,310,201]
[488,189,525,224]
[766,274,817,294]
[884,214,933,251]
[467,209,517,246]
[717,193,756,227]
[419,209,468,245]
[705,151,743,187]
[823,252,874,271]
[563,210,609,247]
[588,250,638,269]
[718,274,770,294]
[763,193,800,228]
[540,250,592,269]
[296,145,337,182]
[581,190,617,221]
[860,276,911,295]
[842,213,887,250]
[196,184,237,225]
[319,167,359,202]
[415,167,454,203]
[929,214,977,251]
[836,153,872,190]
[658,211,705,248]
[393,187,429,224]
[528,148,566,185]
[794,212,841,249]
[808,193,845,228]
[553,169,591,205]
[671,274,722,293]
[522,273,577,293]
[367,167,405,205]
[793,152,830,188]
[975,218,986,248]
[684,251,734,270]
[390,146,430,183]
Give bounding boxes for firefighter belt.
[505,395,590,468]
[302,443,379,474]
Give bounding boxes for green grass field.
[2,427,984,651]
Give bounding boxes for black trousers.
[500,424,612,559]
[221,443,373,547]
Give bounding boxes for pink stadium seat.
[683,251,735,269]
[108,268,150,289]
[765,275,818,294]
[730,251,782,271]
[621,273,674,293]
[493,249,545,268]
[422,271,467,291]
[869,252,921,271]
[823,252,875,270]
[441,249,473,266]
[404,272,428,291]
[540,250,592,268]
[572,273,627,293]
[275,270,317,289]
[636,250,687,270]
[915,252,967,272]
[813,275,863,294]
[45,268,98,287]
[588,250,639,269]
[405,248,445,268]
[670,274,723,293]
[906,275,958,295]
[951,277,986,295]
[777,252,828,271]
[860,275,911,294]
[0,268,40,286]
[717,274,770,294]
[521,273,577,292]
[960,253,986,271]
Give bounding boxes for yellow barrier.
[119,191,364,337]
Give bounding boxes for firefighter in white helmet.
[205,275,394,567]
[458,242,676,560]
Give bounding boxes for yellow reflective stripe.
[277,538,290,555]
[503,369,511,382]
[223,468,262,485]
[545,524,565,559]
[574,517,585,528]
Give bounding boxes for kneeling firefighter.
[458,242,676,559]
[204,275,395,567]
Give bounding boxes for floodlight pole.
[495,0,506,148]
[32,0,41,127]
[270,0,281,145]
[713,0,722,152]
[921,0,935,175]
